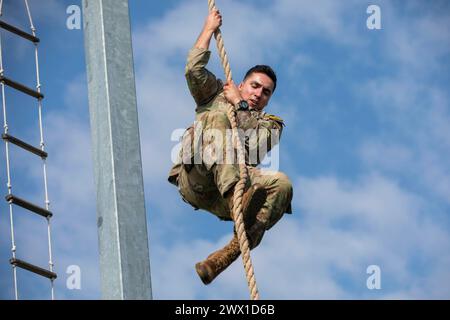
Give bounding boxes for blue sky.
[0,0,449,299]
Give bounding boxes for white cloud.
[131,0,366,213]
[130,0,450,299]
[2,0,449,300]
[358,76,450,205]
[355,0,450,206]
[2,73,101,299]
[149,173,450,299]
[42,76,100,299]
[0,0,66,32]
[381,1,450,74]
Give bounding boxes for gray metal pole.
[82,0,152,299]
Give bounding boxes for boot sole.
[195,261,214,285]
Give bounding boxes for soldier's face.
[238,72,274,110]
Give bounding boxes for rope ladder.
[0,0,56,300]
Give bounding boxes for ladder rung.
[0,20,40,43]
[10,258,57,280]
[5,194,52,218]
[2,134,48,159]
[0,76,44,99]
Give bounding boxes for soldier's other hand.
[223,80,242,106]
[204,9,222,32]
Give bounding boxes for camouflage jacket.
[168,47,285,186]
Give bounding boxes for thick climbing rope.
[207,0,260,300]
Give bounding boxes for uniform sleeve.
[185,47,222,106]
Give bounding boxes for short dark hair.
[243,65,277,93]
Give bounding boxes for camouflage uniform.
[168,47,292,230]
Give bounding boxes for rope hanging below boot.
[207,0,260,301]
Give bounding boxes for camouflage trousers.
[177,163,293,230]
[173,107,292,229]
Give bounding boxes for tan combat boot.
[195,236,240,285]
[195,218,268,285]
[196,184,267,285]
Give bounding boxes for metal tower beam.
[82,0,152,299]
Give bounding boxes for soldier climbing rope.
[0,0,56,300]
[206,0,260,300]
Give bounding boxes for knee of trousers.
[264,173,293,229]
[273,172,293,199]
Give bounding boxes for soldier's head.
[238,65,277,110]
